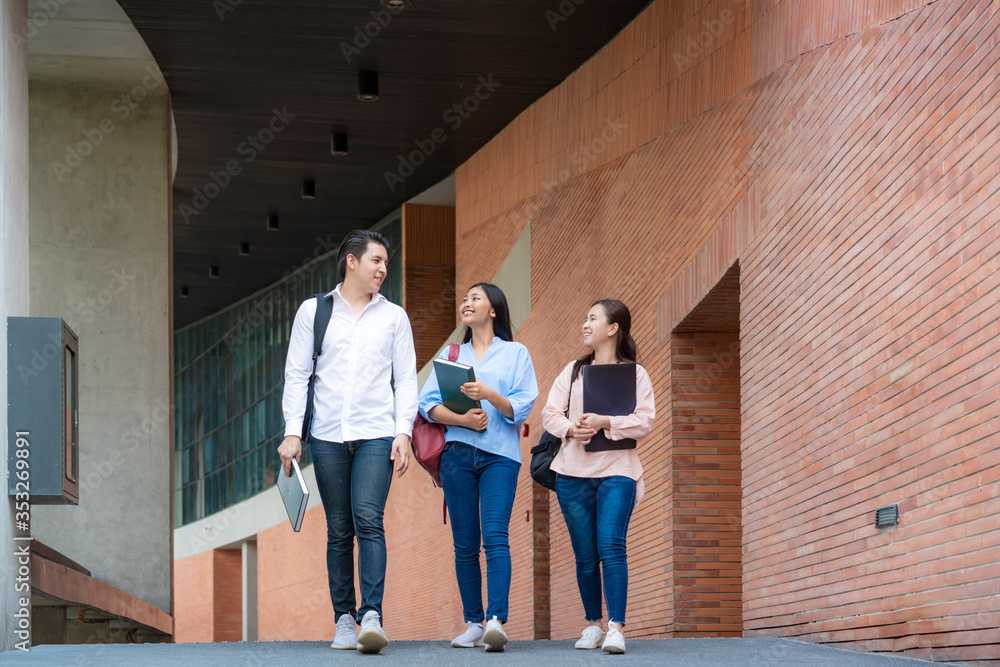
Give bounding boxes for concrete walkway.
[0,638,960,666]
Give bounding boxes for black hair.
[571,298,638,382]
[461,283,514,343]
[337,229,390,280]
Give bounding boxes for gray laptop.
[277,458,309,532]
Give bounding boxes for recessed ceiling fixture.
[209,265,220,279]
[267,212,279,231]
[357,70,379,101]
[239,242,250,256]
[301,180,316,199]
[380,0,410,8]
[180,286,189,298]
[331,132,349,156]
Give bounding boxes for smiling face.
[347,241,388,294]
[582,303,618,350]
[461,285,496,330]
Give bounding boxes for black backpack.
[300,292,333,441]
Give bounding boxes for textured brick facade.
[176,1,1000,662]
[446,0,999,661]
[174,549,241,643]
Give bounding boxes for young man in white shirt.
[278,229,417,654]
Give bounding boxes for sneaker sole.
[483,628,507,652]
[451,639,486,648]
[356,630,388,654]
[575,643,601,650]
[603,644,626,655]
[330,642,357,650]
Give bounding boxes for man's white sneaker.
[575,624,605,649]
[356,610,388,654]
[330,613,357,650]
[602,621,626,654]
[482,616,508,652]
[451,621,485,648]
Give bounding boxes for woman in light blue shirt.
[418,282,537,652]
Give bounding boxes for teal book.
[433,358,482,416]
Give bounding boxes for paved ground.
[0,638,960,666]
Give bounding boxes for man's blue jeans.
[310,436,393,622]
[440,442,520,624]
[555,474,636,625]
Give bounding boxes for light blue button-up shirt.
[418,337,538,464]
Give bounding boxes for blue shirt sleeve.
[417,350,445,422]
[499,344,538,425]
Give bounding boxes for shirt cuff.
[395,423,413,438]
[284,420,303,439]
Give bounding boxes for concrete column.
[0,0,31,654]
[242,540,257,641]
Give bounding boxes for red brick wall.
[257,505,338,641]
[670,330,741,637]
[178,2,1000,661]
[212,550,242,642]
[173,548,242,643]
[441,0,1000,662]
[174,551,213,643]
[402,204,457,367]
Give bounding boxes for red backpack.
[410,343,459,488]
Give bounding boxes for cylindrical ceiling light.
[267,212,279,231]
[331,132,349,156]
[301,180,316,199]
[357,70,379,101]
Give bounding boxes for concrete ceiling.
[33,0,653,328]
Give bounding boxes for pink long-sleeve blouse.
[541,360,655,505]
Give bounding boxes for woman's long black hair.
[571,298,637,382]
[462,283,514,343]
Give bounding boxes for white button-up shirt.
[282,284,418,442]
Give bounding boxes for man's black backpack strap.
[301,292,334,441]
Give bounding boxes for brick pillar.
[401,204,456,367]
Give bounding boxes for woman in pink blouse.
[541,299,655,655]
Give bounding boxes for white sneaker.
[356,610,388,654]
[451,621,485,648]
[330,613,357,650]
[575,624,605,649]
[602,621,626,654]
[482,616,508,652]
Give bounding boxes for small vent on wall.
[875,504,898,528]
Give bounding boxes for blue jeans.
[310,436,394,622]
[555,474,636,625]
[440,442,520,623]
